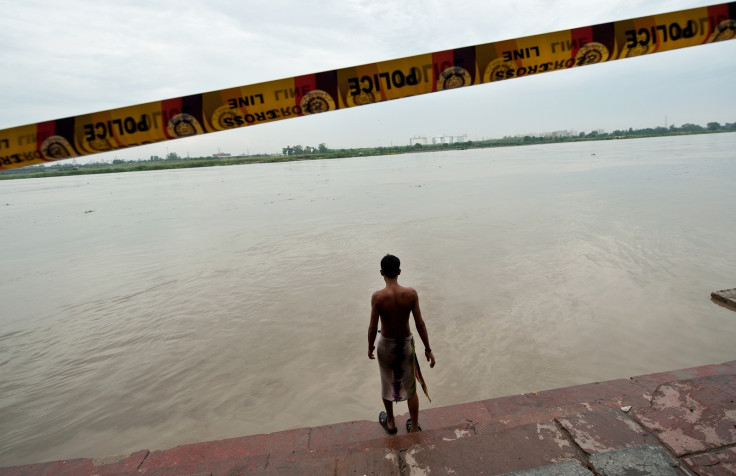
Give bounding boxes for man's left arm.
[412,291,436,368]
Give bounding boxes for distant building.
[541,130,575,138]
[520,130,579,138]
[212,152,231,158]
[409,135,428,146]
[431,134,467,144]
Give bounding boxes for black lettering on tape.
[112,119,124,135]
[361,75,373,94]
[625,30,637,49]
[137,115,150,132]
[123,117,136,134]
[84,124,95,142]
[379,72,391,90]
[348,77,360,96]
[391,70,405,88]
[503,47,542,60]
[669,22,682,40]
[682,20,697,38]
[19,134,35,146]
[406,67,420,86]
[95,122,106,139]
[422,64,433,83]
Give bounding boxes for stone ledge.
[2,360,734,476]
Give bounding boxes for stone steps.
[2,360,735,475]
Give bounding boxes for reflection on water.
[1,133,735,466]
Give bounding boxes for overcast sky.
[0,0,734,162]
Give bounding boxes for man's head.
[380,254,401,279]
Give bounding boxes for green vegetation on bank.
[1,121,734,180]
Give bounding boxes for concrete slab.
[2,361,735,476]
[480,379,653,435]
[261,444,350,471]
[308,419,390,449]
[631,362,736,395]
[499,459,593,476]
[418,400,494,428]
[366,423,477,454]
[711,288,736,309]
[589,444,680,476]
[480,394,572,433]
[484,393,537,417]
[138,427,309,471]
[94,450,149,474]
[335,448,401,475]
[633,376,736,456]
[269,422,476,469]
[136,454,268,476]
[530,379,651,411]
[406,421,584,475]
[254,455,337,476]
[257,443,394,475]
[0,450,149,476]
[683,446,736,476]
[0,459,94,476]
[709,373,736,399]
[556,408,653,455]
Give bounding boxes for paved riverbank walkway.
[3,360,735,475]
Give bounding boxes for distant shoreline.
[1,128,733,181]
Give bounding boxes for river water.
[1,133,735,466]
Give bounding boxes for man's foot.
[379,411,397,434]
[406,418,422,433]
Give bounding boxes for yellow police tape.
[1,3,734,170]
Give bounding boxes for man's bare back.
[371,283,418,339]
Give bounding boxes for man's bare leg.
[382,398,397,432]
[408,393,419,432]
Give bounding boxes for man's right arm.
[368,293,379,359]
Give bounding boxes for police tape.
[1,3,734,170]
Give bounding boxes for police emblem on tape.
[41,136,76,160]
[300,90,336,114]
[166,113,204,137]
[575,42,610,65]
[437,66,472,90]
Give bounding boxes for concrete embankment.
[2,360,735,475]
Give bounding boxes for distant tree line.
[282,143,328,155]
[596,121,735,138]
[1,120,734,180]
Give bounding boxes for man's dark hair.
[381,254,400,278]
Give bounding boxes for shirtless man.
[368,254,435,434]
